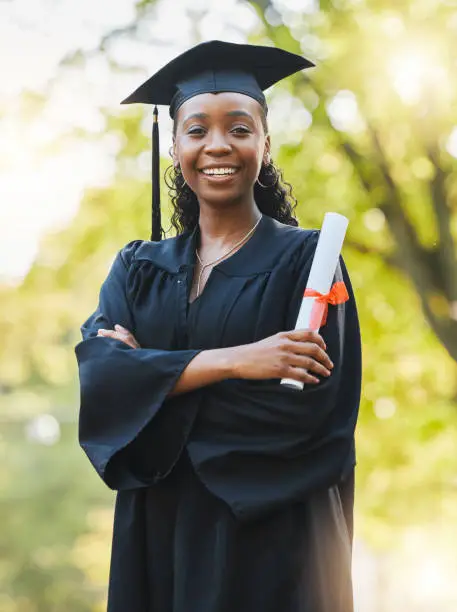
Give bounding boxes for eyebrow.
[182,110,255,123]
[182,112,209,123]
[226,110,254,120]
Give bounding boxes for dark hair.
[165,108,298,235]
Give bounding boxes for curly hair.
[164,109,298,235]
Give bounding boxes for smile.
[200,167,239,176]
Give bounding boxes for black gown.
[75,214,362,612]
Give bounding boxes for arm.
[169,330,331,396]
[98,324,333,397]
[75,244,203,489]
[97,325,238,394]
[100,325,332,397]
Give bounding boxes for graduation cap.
[120,40,314,241]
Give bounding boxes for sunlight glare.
[273,0,319,14]
[408,556,457,607]
[0,143,114,282]
[26,414,61,446]
[446,127,457,159]
[374,397,396,420]
[389,46,446,105]
[327,90,365,133]
[363,209,386,233]
[0,0,259,282]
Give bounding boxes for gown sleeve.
[188,232,361,520]
[75,241,203,490]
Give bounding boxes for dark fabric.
[75,240,203,489]
[76,215,361,612]
[108,451,353,612]
[120,40,314,116]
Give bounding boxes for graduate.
[75,40,362,612]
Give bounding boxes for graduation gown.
[75,214,361,612]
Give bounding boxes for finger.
[123,338,139,349]
[288,355,332,377]
[98,329,134,347]
[98,329,116,337]
[98,329,122,340]
[286,329,326,350]
[287,366,320,385]
[286,341,333,370]
[125,337,140,349]
[115,325,140,348]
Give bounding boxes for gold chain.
[195,216,262,297]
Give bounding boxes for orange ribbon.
[304,281,349,328]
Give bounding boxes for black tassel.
[151,105,162,241]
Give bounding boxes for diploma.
[281,212,349,390]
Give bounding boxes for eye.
[187,126,206,136]
[231,125,251,134]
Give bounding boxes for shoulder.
[264,217,319,262]
[118,232,193,273]
[118,240,143,268]
[266,217,318,246]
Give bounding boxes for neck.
[197,197,261,252]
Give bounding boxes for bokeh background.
[1,0,457,610]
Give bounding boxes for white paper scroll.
[281,212,349,390]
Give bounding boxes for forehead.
[176,91,264,121]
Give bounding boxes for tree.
[247,0,457,362]
[2,1,457,608]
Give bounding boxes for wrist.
[214,345,244,379]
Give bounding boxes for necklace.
[195,216,262,298]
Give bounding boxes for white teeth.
[202,167,237,176]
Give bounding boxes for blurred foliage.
[1,0,457,609]
[249,0,457,362]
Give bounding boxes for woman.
[76,41,361,612]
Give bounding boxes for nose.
[204,128,231,155]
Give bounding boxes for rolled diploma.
[281,212,349,390]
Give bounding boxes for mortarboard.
[120,40,314,241]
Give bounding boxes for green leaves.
[1,0,457,607]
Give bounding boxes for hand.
[97,324,140,349]
[230,329,333,385]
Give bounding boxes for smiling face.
[172,92,270,210]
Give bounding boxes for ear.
[262,135,271,165]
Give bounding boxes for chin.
[198,185,247,206]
